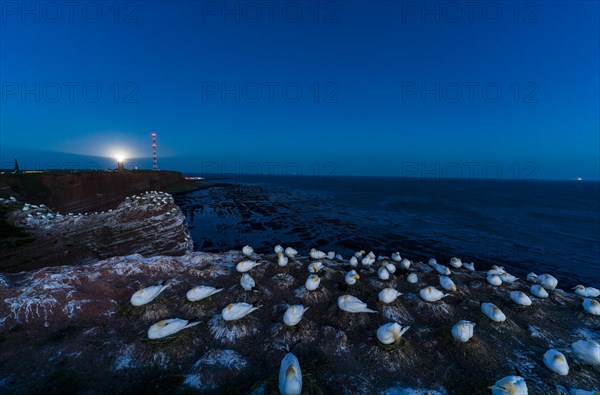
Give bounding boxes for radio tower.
[151,132,158,171]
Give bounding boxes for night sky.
[1,1,598,179]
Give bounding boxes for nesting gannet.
[582,299,600,315]
[428,258,437,265]
[433,263,451,275]
[283,304,309,327]
[491,265,506,274]
[326,251,336,260]
[242,245,254,257]
[385,262,397,274]
[488,376,528,395]
[349,256,359,267]
[285,247,298,258]
[407,273,418,284]
[310,248,327,260]
[222,302,260,321]
[279,353,302,395]
[481,302,506,322]
[236,260,261,273]
[419,286,448,302]
[543,349,569,375]
[530,284,549,298]
[130,283,170,306]
[376,322,410,345]
[391,252,402,262]
[573,285,600,298]
[439,276,457,292]
[378,267,390,280]
[241,274,255,291]
[451,320,475,342]
[378,288,402,304]
[335,254,344,260]
[537,274,558,291]
[570,339,600,365]
[463,262,475,271]
[500,272,518,284]
[526,272,538,283]
[487,274,503,286]
[338,295,376,313]
[186,285,223,302]
[361,255,375,266]
[308,261,323,273]
[345,270,360,285]
[449,257,462,268]
[148,318,200,339]
[277,252,289,267]
[305,274,321,291]
[510,291,532,306]
[400,258,411,270]
[354,250,366,258]
[274,245,284,254]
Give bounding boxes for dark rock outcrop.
[0,251,598,394]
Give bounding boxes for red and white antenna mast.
[151,132,158,171]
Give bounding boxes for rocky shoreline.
[0,189,598,394]
[0,248,598,393]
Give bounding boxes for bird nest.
[293,286,332,305]
[208,314,259,344]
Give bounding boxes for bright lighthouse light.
[114,152,127,162]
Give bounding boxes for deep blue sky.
[1,0,598,179]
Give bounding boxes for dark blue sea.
[175,175,600,288]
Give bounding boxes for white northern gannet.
[487,274,502,286]
[530,284,549,298]
[510,291,532,306]
[570,339,600,365]
[310,248,327,260]
[378,288,401,304]
[186,285,223,302]
[376,322,410,345]
[305,274,321,291]
[130,283,169,306]
[543,349,569,375]
[488,376,528,395]
[242,245,254,257]
[582,299,600,315]
[285,247,298,258]
[449,257,462,268]
[338,295,376,313]
[236,260,261,273]
[378,267,390,280]
[451,320,475,342]
[283,305,309,327]
[345,270,360,285]
[147,318,200,339]
[419,286,448,302]
[481,302,506,322]
[278,353,302,395]
[573,285,600,298]
[240,274,255,291]
[439,276,457,292]
[222,302,260,321]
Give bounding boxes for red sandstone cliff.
[0,170,200,213]
[0,191,193,272]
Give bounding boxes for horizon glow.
[0,1,598,180]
